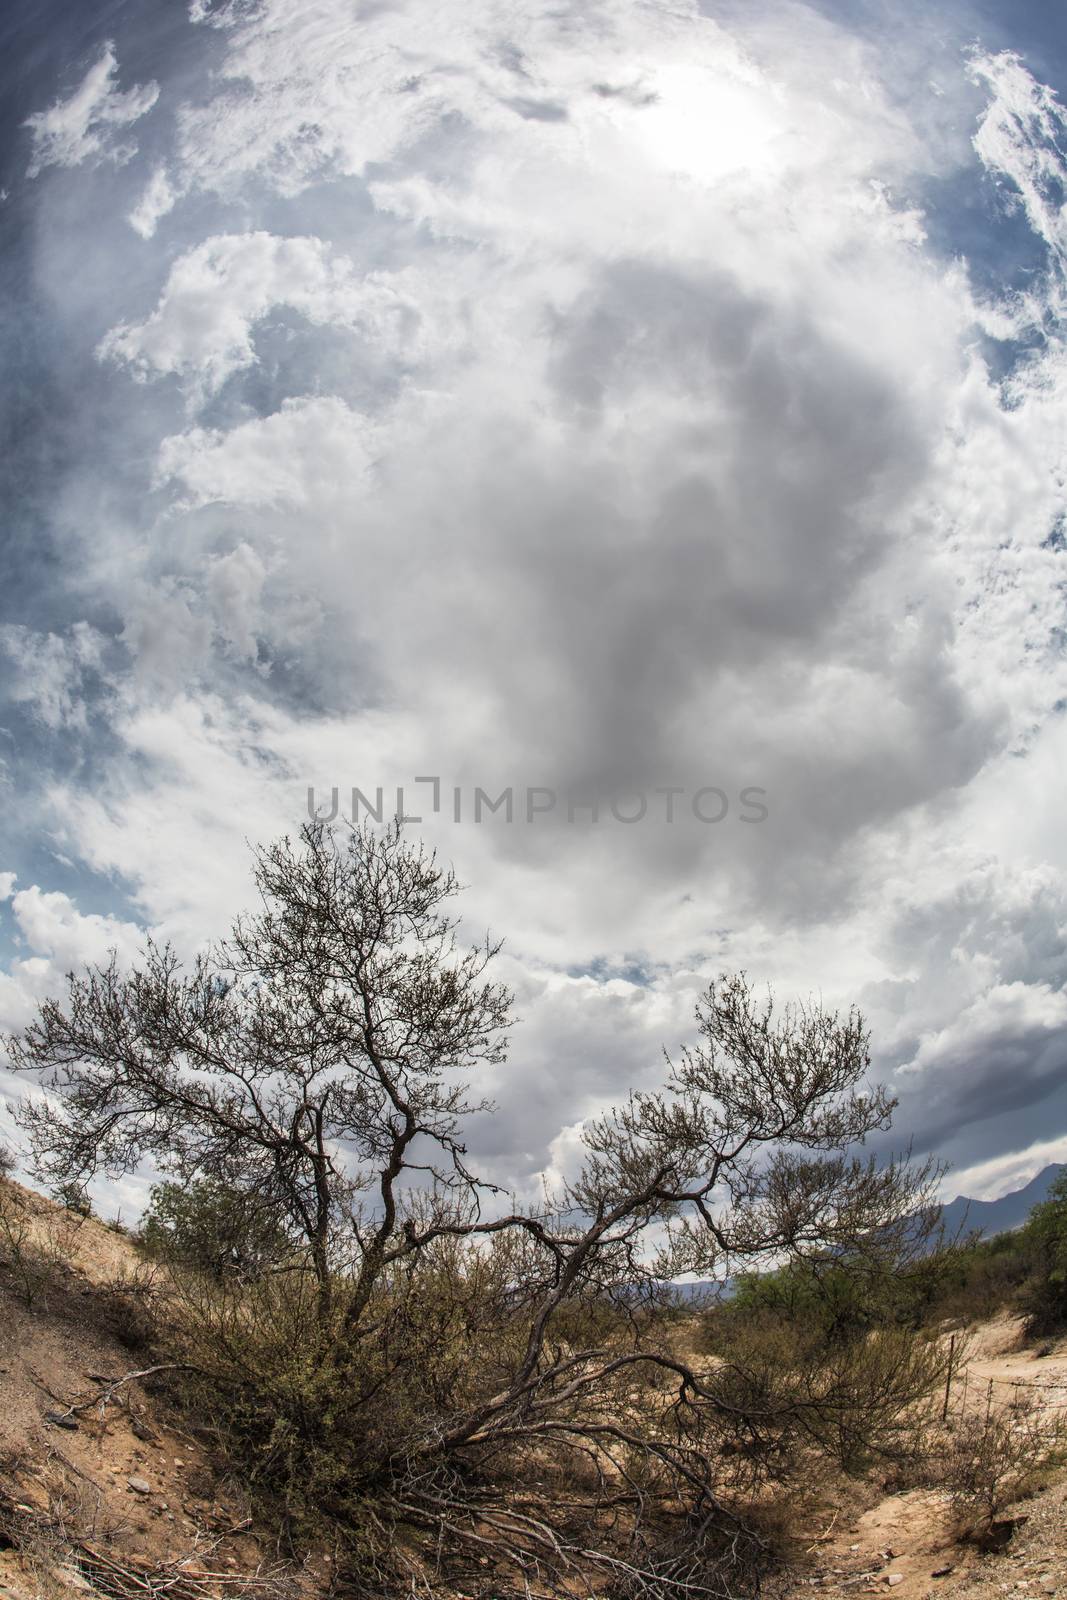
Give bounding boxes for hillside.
[0,1180,325,1600]
[1,1178,1066,1599]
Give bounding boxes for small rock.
[127,1476,152,1495]
[131,1418,156,1442]
[885,1578,904,1588]
[931,1566,954,1579]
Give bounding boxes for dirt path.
[799,1317,1067,1599]
[959,1314,1067,1419]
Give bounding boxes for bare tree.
[7,825,945,1597]
[8,820,511,1326]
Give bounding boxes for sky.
[1,0,1066,1219]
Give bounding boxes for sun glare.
[634,62,782,184]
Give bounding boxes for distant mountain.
[939,1163,1064,1242]
[662,1165,1065,1299]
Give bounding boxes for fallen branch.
[805,1508,839,1552]
[53,1364,198,1423]
[0,1486,294,1600]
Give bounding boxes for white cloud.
[129,164,176,238]
[6,885,143,971]
[156,396,376,506]
[946,1137,1067,1205]
[0,623,106,731]
[99,233,422,400]
[24,42,159,179]
[35,692,385,948]
[970,50,1067,267]
[0,884,145,1034]
[9,2,1067,1194]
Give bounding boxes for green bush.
[900,1171,1067,1334]
[1018,1169,1067,1335]
[155,1230,532,1551]
[52,1179,92,1218]
[138,1178,294,1282]
[722,1242,958,1344]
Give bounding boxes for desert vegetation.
[3,822,1066,1597]
[907,1170,1067,1337]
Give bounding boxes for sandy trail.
[805,1316,1067,1599]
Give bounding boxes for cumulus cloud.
[24,42,159,179]
[99,233,422,399]
[2,884,143,978]
[156,396,376,506]
[5,0,1067,1194]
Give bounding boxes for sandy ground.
[2,1185,1066,1600]
[0,1182,316,1599]
[795,1315,1067,1600]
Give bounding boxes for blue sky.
[1,0,1066,1215]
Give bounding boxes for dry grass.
[932,1393,1067,1538]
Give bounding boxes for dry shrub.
[0,1174,37,1305]
[704,1308,950,1484]
[83,1267,163,1351]
[140,1232,956,1598]
[157,1233,528,1529]
[929,1394,1067,1536]
[0,1171,86,1308]
[0,1454,98,1600]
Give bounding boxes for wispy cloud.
[24,42,159,179]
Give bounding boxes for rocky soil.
[1,1184,1065,1600]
